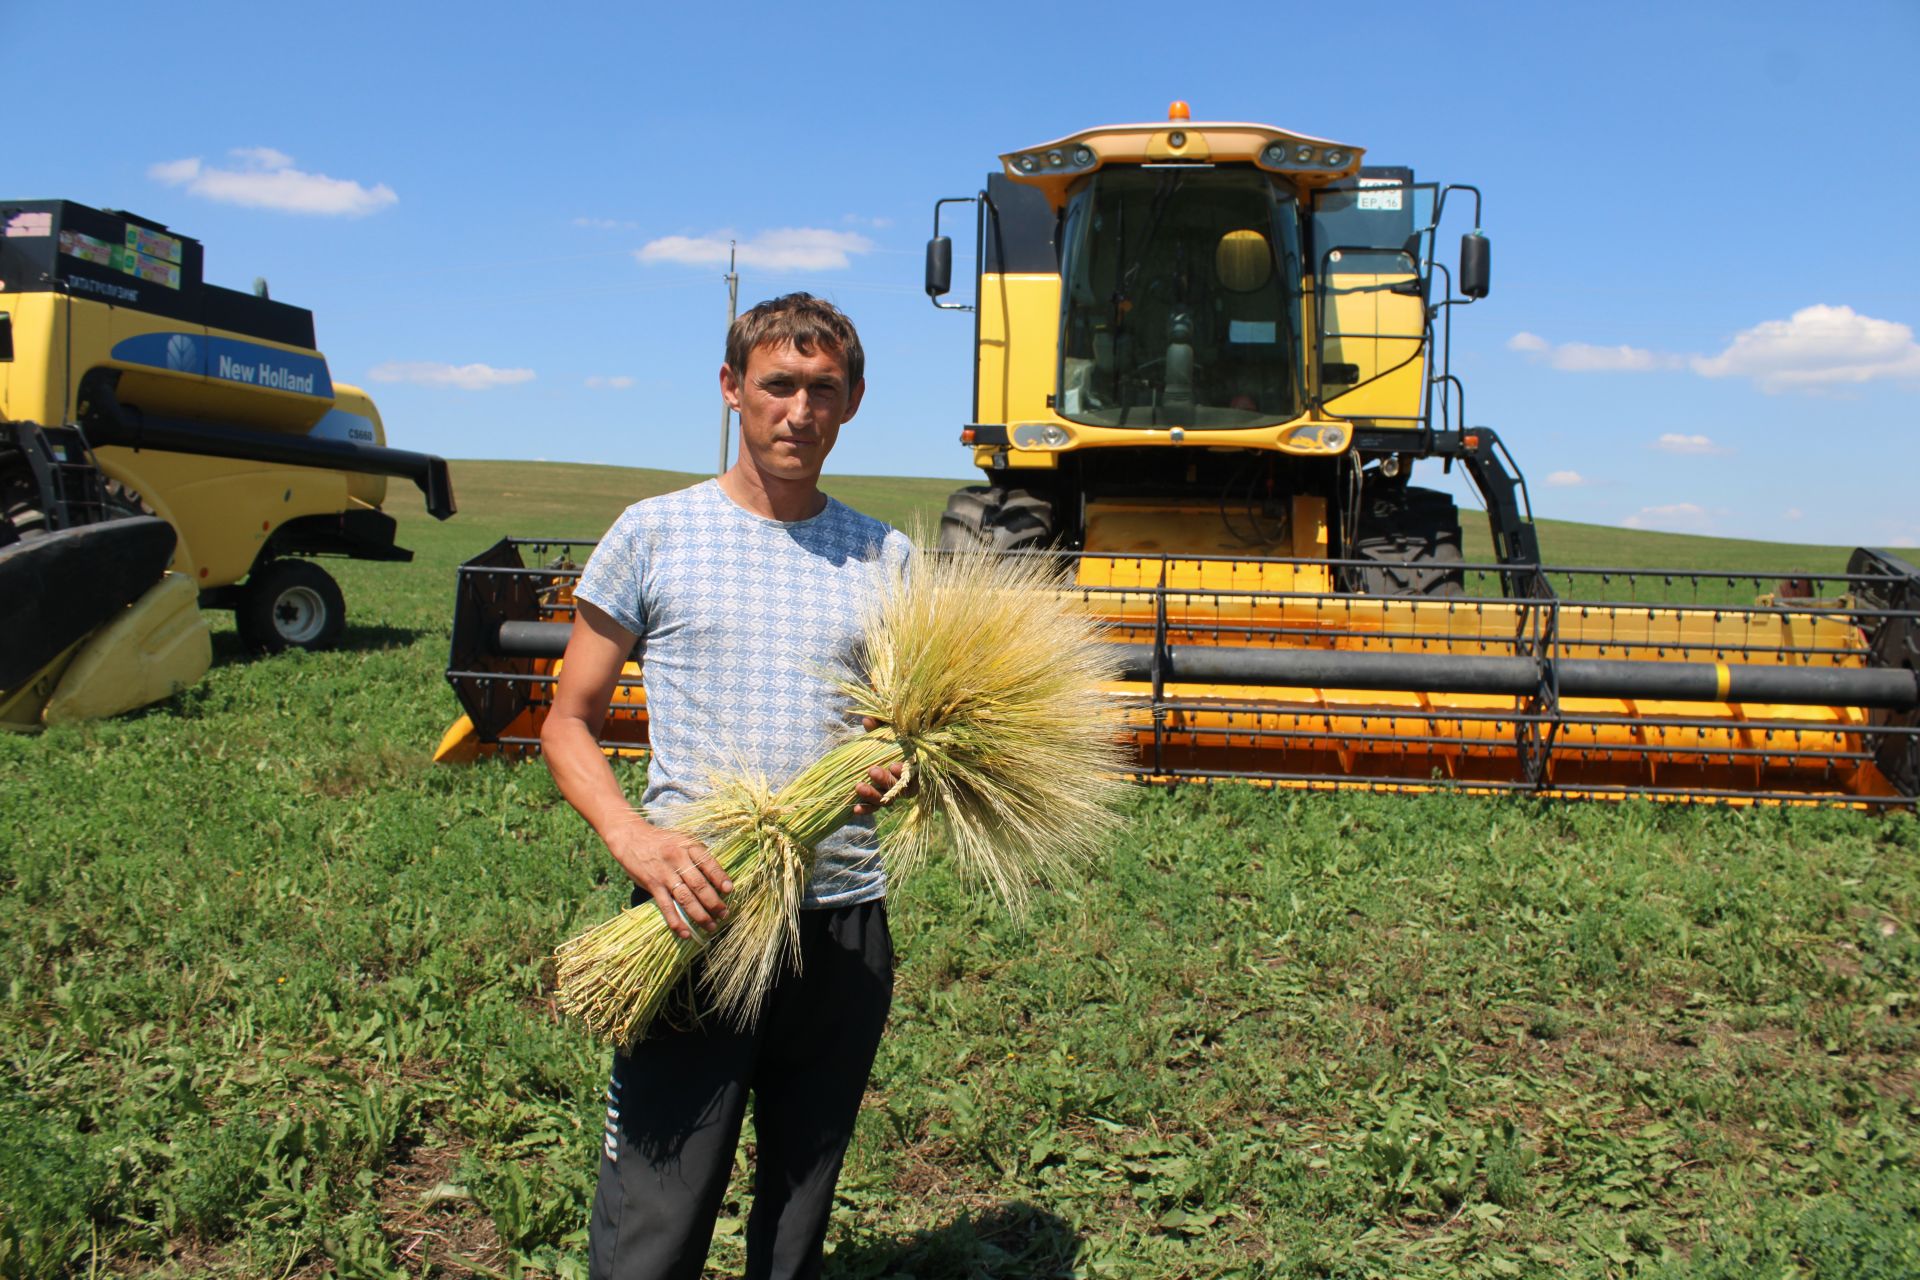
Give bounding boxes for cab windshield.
[1057,169,1304,429]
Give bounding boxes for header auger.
[435,106,1919,808]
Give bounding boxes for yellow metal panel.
[0,294,63,423]
[332,383,390,508]
[0,641,82,732]
[43,574,211,723]
[103,303,335,431]
[976,273,1061,425]
[1320,272,1427,422]
[92,448,354,586]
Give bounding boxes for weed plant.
[1,462,1915,1278]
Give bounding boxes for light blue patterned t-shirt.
[573,480,912,907]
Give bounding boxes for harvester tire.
[1351,486,1466,598]
[238,558,346,654]
[936,486,1057,554]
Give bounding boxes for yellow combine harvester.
[2,199,454,728]
[435,107,1918,808]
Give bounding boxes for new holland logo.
[165,334,199,372]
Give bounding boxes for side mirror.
[1460,231,1490,299]
[925,236,953,299]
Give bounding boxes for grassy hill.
[415,460,1899,577]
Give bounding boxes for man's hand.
[852,717,911,816]
[608,813,733,940]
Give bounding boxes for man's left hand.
[852,717,911,815]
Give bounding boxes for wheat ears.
[554,548,1131,1047]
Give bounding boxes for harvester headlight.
[1295,144,1315,163]
[1263,143,1288,165]
[1073,145,1095,167]
[1324,150,1346,167]
[1012,422,1076,449]
[1047,150,1065,168]
[1168,130,1187,148]
[1016,153,1038,173]
[1287,423,1351,452]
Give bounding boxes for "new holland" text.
[216,353,317,394]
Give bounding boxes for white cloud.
[636,227,877,272]
[1515,306,1920,396]
[1691,304,1920,392]
[842,213,893,230]
[574,216,639,230]
[585,375,635,390]
[1622,502,1715,533]
[1544,470,1587,487]
[367,361,534,391]
[1785,507,1805,521]
[229,146,294,171]
[1509,331,1683,372]
[1552,343,1685,373]
[147,157,202,185]
[1650,432,1729,456]
[148,148,396,217]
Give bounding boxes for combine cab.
[433,108,1918,808]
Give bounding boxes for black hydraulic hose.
[488,621,1918,712]
[497,620,574,654]
[1109,643,1920,712]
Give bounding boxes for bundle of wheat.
[554,548,1130,1047]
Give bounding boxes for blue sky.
[7,0,1916,547]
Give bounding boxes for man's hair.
[725,292,865,387]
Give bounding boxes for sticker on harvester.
[59,228,117,266]
[5,212,51,238]
[124,224,183,265]
[109,246,183,289]
[1357,177,1403,212]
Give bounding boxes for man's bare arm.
[541,599,731,938]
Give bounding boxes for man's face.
[720,340,864,487]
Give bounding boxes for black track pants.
[589,900,894,1280]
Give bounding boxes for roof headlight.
[1295,144,1315,163]
[1072,145,1095,167]
[1324,150,1346,167]
[1015,153,1038,173]
[1263,142,1288,165]
[1047,149,1065,168]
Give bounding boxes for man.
[542,293,911,1280]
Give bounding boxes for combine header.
[437,543,1918,807]
[434,106,1919,808]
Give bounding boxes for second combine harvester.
[439,105,1918,807]
[2,199,455,728]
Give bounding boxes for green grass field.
[2,462,1916,1279]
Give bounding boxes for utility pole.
[717,240,739,475]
